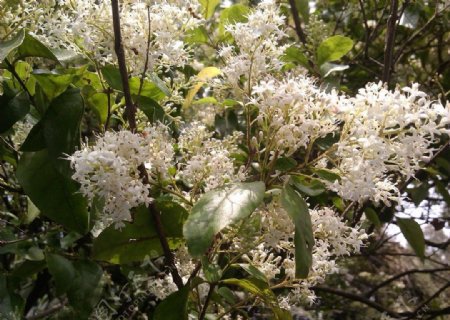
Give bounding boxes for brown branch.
[110,0,183,290]
[382,0,399,84]
[288,0,307,45]
[366,267,450,297]
[111,0,136,132]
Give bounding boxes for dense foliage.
[0,0,449,319]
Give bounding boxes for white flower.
[69,124,173,229]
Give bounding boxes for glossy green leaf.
[317,35,353,66]
[16,32,59,62]
[184,182,265,257]
[101,66,165,101]
[397,218,425,260]
[0,91,30,134]
[0,29,25,63]
[154,285,189,320]
[32,73,77,101]
[16,150,90,234]
[281,184,314,278]
[42,88,84,173]
[93,200,187,264]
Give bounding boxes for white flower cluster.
[240,203,367,306]
[252,76,449,205]
[251,75,339,156]
[178,123,246,193]
[69,125,173,229]
[4,0,202,73]
[332,82,449,205]
[219,0,287,93]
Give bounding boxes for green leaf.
[238,264,268,283]
[364,207,381,229]
[32,73,77,101]
[16,150,90,234]
[397,218,425,260]
[134,95,167,124]
[154,285,189,320]
[16,32,59,62]
[0,29,25,63]
[47,254,76,295]
[312,168,341,182]
[185,26,209,44]
[0,91,30,134]
[0,274,24,319]
[202,257,222,283]
[199,0,220,19]
[183,182,265,257]
[274,157,297,172]
[20,121,46,151]
[281,46,309,68]
[93,201,187,264]
[101,66,166,101]
[130,77,166,101]
[217,286,236,304]
[280,184,314,278]
[42,88,84,173]
[48,255,102,316]
[68,260,103,316]
[101,65,123,90]
[291,175,325,196]
[316,35,353,66]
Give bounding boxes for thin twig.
[382,0,399,84]
[394,4,449,64]
[199,283,216,320]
